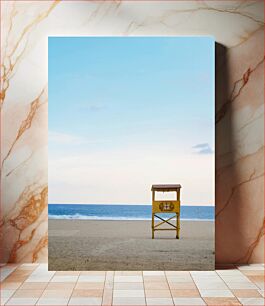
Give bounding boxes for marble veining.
[0,0,264,263]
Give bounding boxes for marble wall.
[1,0,264,263]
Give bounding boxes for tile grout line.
[33,265,51,306]
[110,271,114,306]
[101,270,108,306]
[165,270,175,305]
[67,270,80,305]
[142,270,147,306]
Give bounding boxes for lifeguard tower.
[151,184,181,239]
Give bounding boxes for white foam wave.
[48,214,213,221]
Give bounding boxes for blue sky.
[48,37,214,205]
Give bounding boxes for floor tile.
[114,276,143,283]
[6,297,38,305]
[71,289,103,297]
[50,275,78,282]
[1,297,10,305]
[38,264,49,269]
[146,297,174,305]
[192,276,223,282]
[0,266,18,282]
[19,264,38,270]
[247,275,264,283]
[169,282,197,289]
[25,276,54,283]
[232,289,262,298]
[203,297,241,305]
[12,289,43,298]
[55,271,80,276]
[219,275,251,282]
[3,275,28,283]
[8,270,32,276]
[143,271,165,276]
[215,264,236,269]
[112,296,146,305]
[40,290,72,298]
[225,282,258,289]
[114,282,144,290]
[216,269,244,276]
[30,268,54,275]
[165,271,190,276]
[115,271,142,276]
[144,276,167,282]
[0,289,15,299]
[195,281,228,290]
[75,282,104,290]
[199,289,234,297]
[170,289,200,297]
[0,289,15,304]
[36,298,69,305]
[173,297,206,305]
[167,276,193,283]
[237,264,264,271]
[145,290,171,298]
[191,271,217,277]
[241,270,264,276]
[19,282,48,290]
[144,282,169,290]
[80,271,106,275]
[238,297,265,305]
[113,290,145,297]
[45,282,76,290]
[68,297,102,305]
[78,275,105,282]
[0,282,22,290]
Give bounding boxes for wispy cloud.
[79,103,106,112]
[88,104,105,112]
[192,143,213,154]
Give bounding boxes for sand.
[48,220,214,271]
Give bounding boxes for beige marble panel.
[0,0,264,263]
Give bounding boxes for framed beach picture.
[48,37,215,270]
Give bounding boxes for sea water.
[48,204,214,221]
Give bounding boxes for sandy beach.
[48,220,214,271]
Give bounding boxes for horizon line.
[48,203,215,207]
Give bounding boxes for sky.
[48,37,214,206]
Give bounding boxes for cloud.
[192,143,213,154]
[79,103,106,112]
[89,104,105,112]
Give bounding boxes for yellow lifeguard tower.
[151,184,181,239]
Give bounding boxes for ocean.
[48,204,214,221]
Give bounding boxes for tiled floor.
[0,264,264,305]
